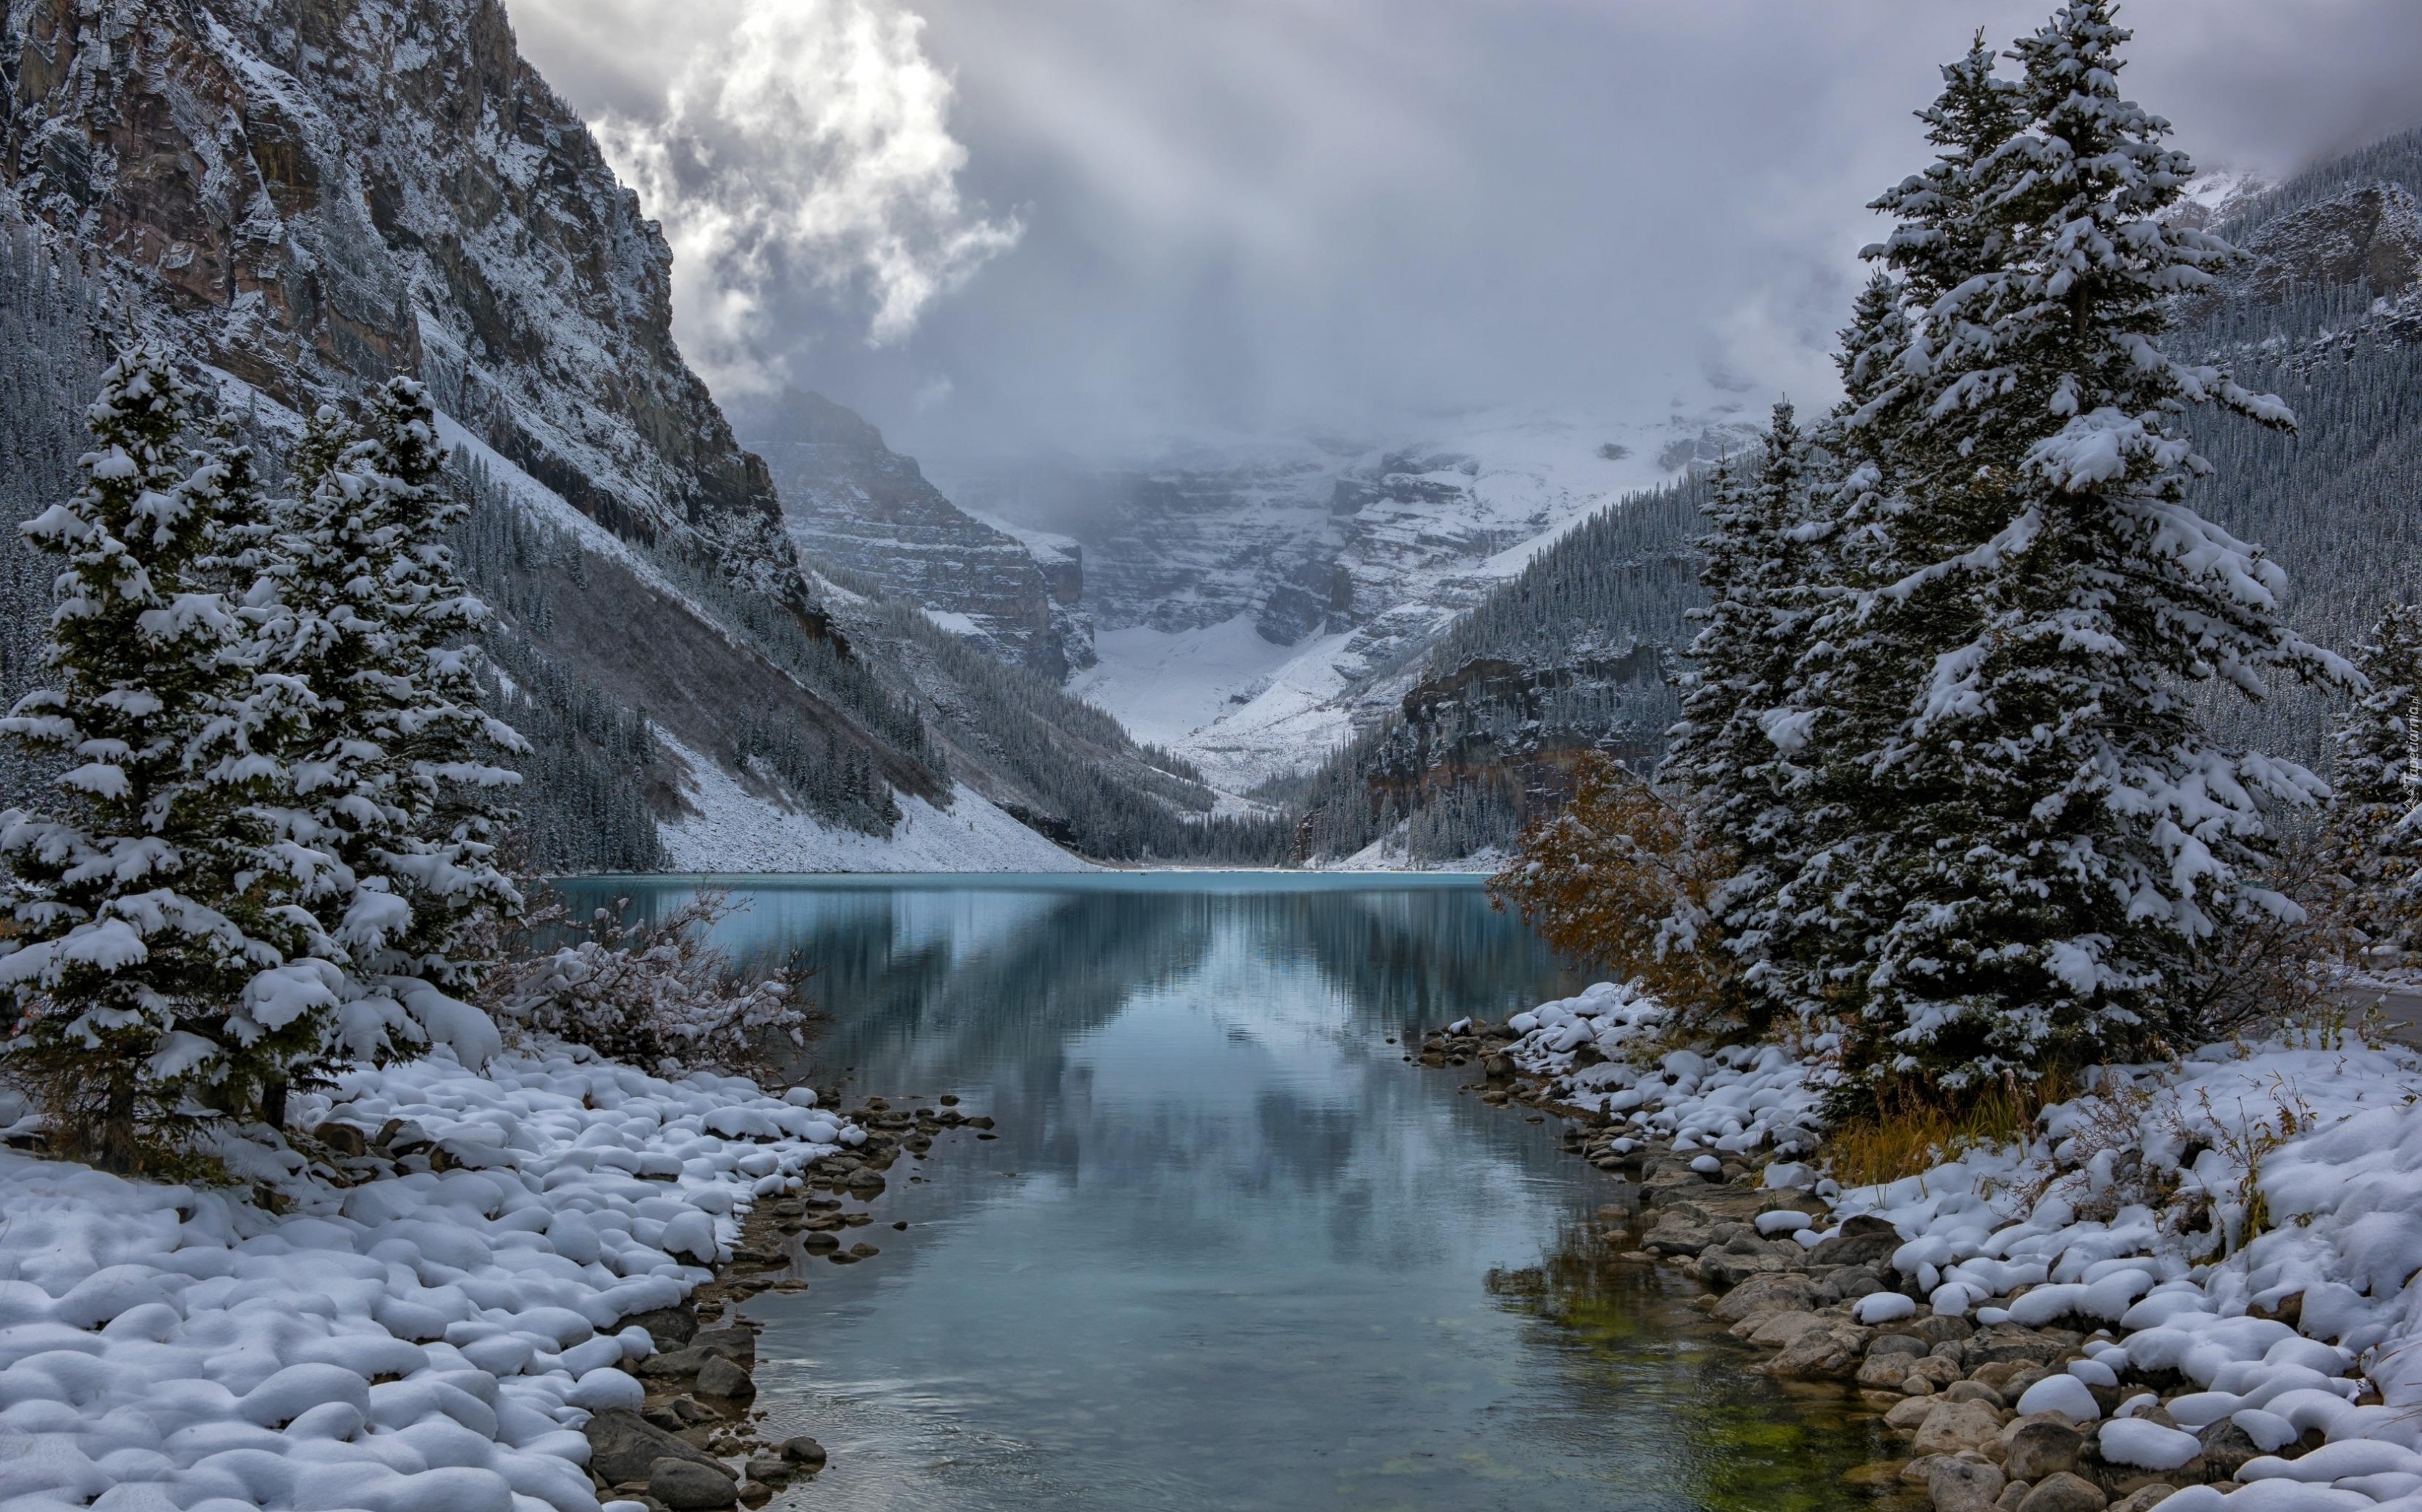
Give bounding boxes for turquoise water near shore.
[559,874,1890,1511]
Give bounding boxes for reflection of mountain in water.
[557,880,1588,1256]
[560,878,1879,1511]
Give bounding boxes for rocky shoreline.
[1421,1019,2326,1512]
[580,1093,994,1511]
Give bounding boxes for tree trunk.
[98,1074,138,1173]
[262,1079,288,1131]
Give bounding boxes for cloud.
[532,0,1019,389]
[509,0,2422,463]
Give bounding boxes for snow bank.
[1496,980,1827,1158]
[656,730,1091,873]
[1490,978,2422,1510]
[0,1045,854,1511]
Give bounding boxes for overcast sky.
[508,0,2422,472]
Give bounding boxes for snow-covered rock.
[0,1045,852,1511]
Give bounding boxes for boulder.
[1905,1355,1965,1393]
[2017,1471,2107,1512]
[1946,1381,2008,1409]
[692,1327,756,1370]
[2003,1419,2085,1482]
[583,1410,728,1486]
[1929,1457,2008,1512]
[1701,1249,1796,1292]
[1969,1326,2073,1367]
[1888,1395,1943,1429]
[696,1355,756,1403]
[1859,1354,1913,1390]
[2193,1420,2261,1481]
[616,1305,700,1351]
[1746,1311,1831,1347]
[312,1121,369,1157]
[1914,1401,2009,1458]
[1819,1265,1893,1304]
[1912,1316,1977,1346]
[745,1458,792,1485]
[1808,1215,1904,1269]
[780,1436,828,1466]
[1641,1217,1716,1257]
[1715,1271,1821,1324]
[1757,1323,1869,1380]
[2108,1488,2176,1512]
[1870,1333,1931,1359]
[651,1456,740,1511]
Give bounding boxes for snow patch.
[0,1045,854,1511]
[655,730,1091,873]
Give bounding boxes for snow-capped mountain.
[0,0,1224,870]
[1,0,802,608]
[730,388,1082,679]
[949,407,1755,790]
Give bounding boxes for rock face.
[735,388,1069,676]
[1,0,802,601]
[2229,183,2422,307]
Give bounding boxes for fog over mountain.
[511,0,2422,476]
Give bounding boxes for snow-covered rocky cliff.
[1,0,800,605]
[0,0,1222,871]
[959,409,1742,790]
[731,388,1078,678]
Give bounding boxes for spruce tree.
[1811,3,2350,1095]
[263,379,523,1068]
[2325,602,2422,955]
[0,349,339,1164]
[1661,402,1825,1030]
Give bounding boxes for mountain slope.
[0,0,1235,872]
[1275,128,2422,868]
[963,410,1731,789]
[731,388,1073,678]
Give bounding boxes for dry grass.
[1822,1076,2061,1190]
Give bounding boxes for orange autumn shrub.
[1489,753,1740,1034]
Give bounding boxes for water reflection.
[557,876,1884,1511]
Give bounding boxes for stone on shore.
[2001,1419,2085,1482]
[1745,1310,1831,1347]
[697,1355,757,1403]
[2017,1471,2107,1512]
[1714,1271,1820,1324]
[584,1409,729,1485]
[651,1455,741,1511]
[1929,1456,2008,1512]
[1912,1399,2008,1458]
[1755,1322,1869,1379]
[781,1435,829,1465]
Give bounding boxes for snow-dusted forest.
[1,1,2421,1510]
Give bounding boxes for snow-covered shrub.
[484,892,806,1079]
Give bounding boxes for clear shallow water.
[558,874,1890,1512]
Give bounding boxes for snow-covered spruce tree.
[0,349,340,1166]
[2324,602,2422,955]
[1750,44,2028,1040]
[1811,3,2350,1099]
[262,379,524,1076]
[1658,402,1826,1033]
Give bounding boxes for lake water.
[557,874,1890,1512]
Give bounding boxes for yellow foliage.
[1489,753,1737,1028]
[1823,1076,2055,1189]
